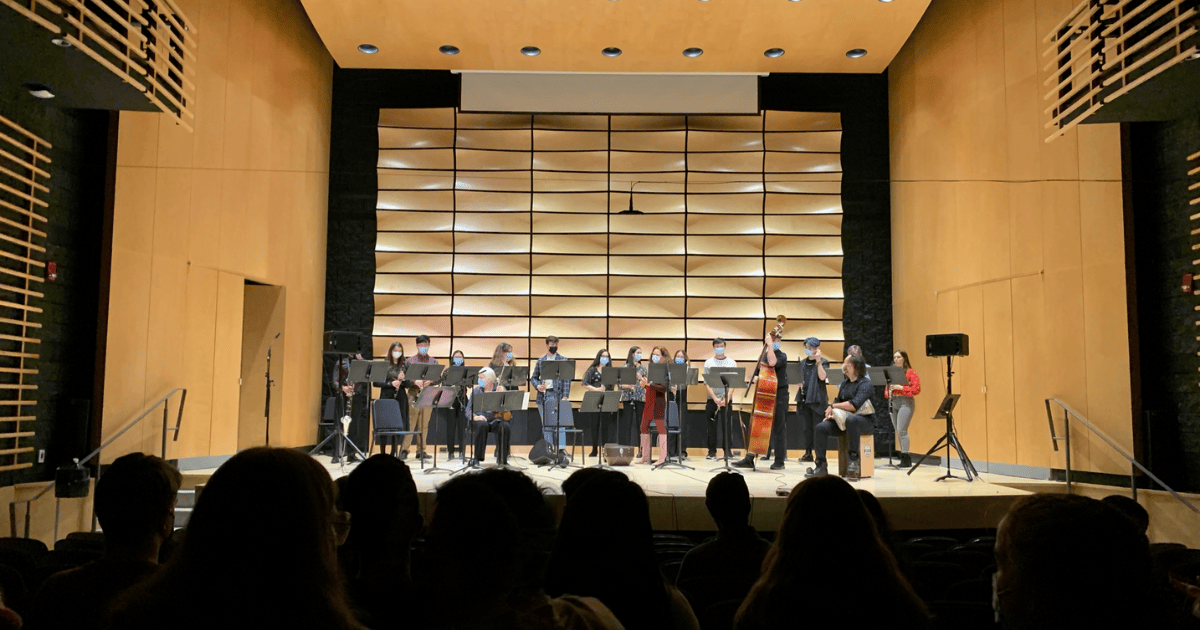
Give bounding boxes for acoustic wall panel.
[375,109,844,406]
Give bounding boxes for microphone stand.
[264,332,280,446]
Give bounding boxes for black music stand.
[648,363,691,470]
[538,360,576,465]
[601,366,638,445]
[868,365,910,470]
[404,363,443,467]
[705,367,746,473]
[455,390,527,473]
[310,359,370,471]
[581,391,622,470]
[909,391,974,481]
[440,366,473,461]
[416,386,457,474]
[824,368,846,387]
[497,366,530,390]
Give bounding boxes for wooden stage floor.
[299,448,1061,533]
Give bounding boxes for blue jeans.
[540,396,567,449]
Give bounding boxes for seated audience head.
[561,467,620,500]
[94,453,181,554]
[417,469,554,625]
[342,454,420,563]
[705,471,751,530]
[112,447,362,630]
[737,476,926,628]
[994,494,1152,630]
[856,489,891,541]
[1101,494,1150,535]
[548,475,672,630]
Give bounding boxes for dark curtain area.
[0,87,109,484]
[1129,115,1200,492]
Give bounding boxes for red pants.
[640,386,668,435]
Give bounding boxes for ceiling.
[300,0,931,74]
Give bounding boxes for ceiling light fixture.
[23,83,54,99]
[879,0,894,3]
[50,37,71,48]
[439,45,460,55]
[357,44,379,54]
[764,48,785,58]
[602,47,622,57]
[521,46,541,56]
[846,48,868,58]
[683,47,703,58]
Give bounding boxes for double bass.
[744,315,786,455]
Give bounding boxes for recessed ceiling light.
[683,47,703,58]
[439,45,460,55]
[521,46,541,56]
[602,47,622,57]
[50,37,71,48]
[846,48,868,58]
[879,0,894,2]
[764,48,785,58]
[357,44,378,54]
[23,83,53,99]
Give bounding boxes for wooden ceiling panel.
[302,0,930,74]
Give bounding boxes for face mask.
[600,356,610,365]
[418,346,428,355]
[453,357,464,366]
[634,353,642,362]
[773,342,781,351]
[805,348,814,357]
[714,347,725,356]
[651,354,660,363]
[477,378,487,388]
[548,346,558,355]
[392,351,402,359]
[506,351,513,361]
[675,357,685,364]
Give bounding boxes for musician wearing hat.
[794,337,829,464]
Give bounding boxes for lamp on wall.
[619,181,644,214]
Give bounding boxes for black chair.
[661,559,684,585]
[653,533,694,544]
[37,548,100,568]
[54,537,103,554]
[966,535,996,546]
[317,396,338,456]
[372,398,422,466]
[910,561,969,602]
[0,564,27,615]
[922,550,993,577]
[0,548,37,587]
[653,541,696,553]
[698,598,744,630]
[65,531,105,544]
[0,538,47,559]
[679,576,757,617]
[906,536,961,552]
[655,548,690,566]
[943,578,993,603]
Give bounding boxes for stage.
[280,448,1057,533]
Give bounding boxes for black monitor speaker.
[926,333,969,357]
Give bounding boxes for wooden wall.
[889,0,1133,475]
[102,0,332,462]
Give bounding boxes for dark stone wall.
[1129,115,1200,491]
[0,87,109,484]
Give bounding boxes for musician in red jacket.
[734,331,789,471]
[885,350,921,467]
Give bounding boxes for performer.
[467,367,510,466]
[619,346,647,450]
[638,347,670,466]
[372,341,409,457]
[489,342,515,372]
[445,350,467,460]
[402,335,439,460]
[530,336,570,451]
[703,339,736,460]
[582,348,615,458]
[734,331,789,470]
[330,352,368,463]
[669,349,690,460]
[806,354,874,479]
[793,337,829,463]
[885,349,921,467]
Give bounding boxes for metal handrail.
[1045,397,1199,514]
[8,388,187,539]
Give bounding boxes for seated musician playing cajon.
[467,367,510,466]
[806,354,873,480]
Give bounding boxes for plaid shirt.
[531,353,571,402]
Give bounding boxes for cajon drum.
[837,433,874,478]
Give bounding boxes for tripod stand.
[311,389,367,472]
[706,369,746,473]
[907,356,977,481]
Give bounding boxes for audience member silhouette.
[1101,494,1150,536]
[415,469,621,630]
[547,474,700,630]
[561,467,621,500]
[28,452,180,630]
[108,447,364,630]
[994,493,1165,630]
[856,488,913,578]
[735,476,929,630]
[676,472,769,589]
[340,455,422,629]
